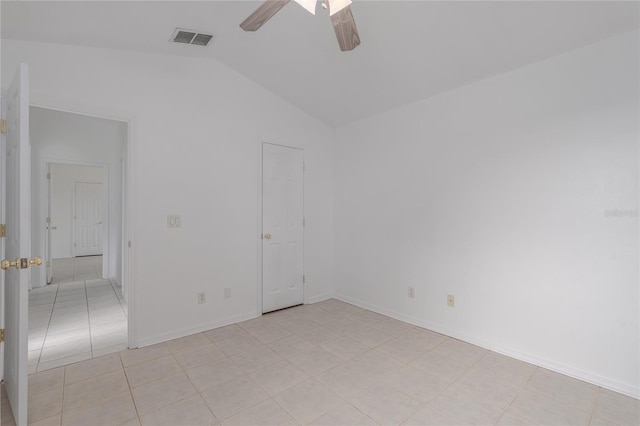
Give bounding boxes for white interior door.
[2,63,31,426]
[46,164,53,283]
[74,182,102,256]
[262,143,304,313]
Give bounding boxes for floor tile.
[410,351,469,383]
[125,355,182,388]
[288,348,343,376]
[453,368,520,409]
[432,338,487,366]
[427,385,506,425]
[507,389,591,425]
[402,405,458,426]
[63,369,129,411]
[229,344,283,374]
[383,365,447,403]
[186,358,244,392]
[215,334,262,356]
[320,336,369,361]
[64,353,123,385]
[28,368,65,396]
[472,352,536,386]
[119,343,169,368]
[375,335,429,363]
[202,324,246,342]
[592,388,640,426]
[249,360,310,396]
[131,373,197,416]
[201,375,269,421]
[308,402,378,426]
[164,332,212,354]
[350,382,421,425]
[526,368,599,412]
[28,387,63,424]
[140,395,216,426]
[268,334,317,358]
[61,391,137,426]
[223,399,296,426]
[37,352,93,373]
[247,324,293,344]
[273,378,343,424]
[173,344,226,370]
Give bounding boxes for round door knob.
[264,233,272,240]
[29,257,43,266]
[1,258,19,271]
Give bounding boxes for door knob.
[264,233,272,240]
[1,256,43,270]
[1,258,19,270]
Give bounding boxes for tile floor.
[2,299,638,426]
[28,256,128,374]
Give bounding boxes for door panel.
[262,143,304,313]
[3,63,31,426]
[74,182,102,256]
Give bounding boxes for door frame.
[257,141,305,316]
[43,161,108,278]
[0,94,6,381]
[31,102,138,348]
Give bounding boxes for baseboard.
[333,293,640,399]
[305,293,331,305]
[136,311,258,348]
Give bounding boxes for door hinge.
[0,329,4,343]
[47,173,51,180]
[0,224,5,238]
[0,119,6,135]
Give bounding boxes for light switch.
[167,215,181,228]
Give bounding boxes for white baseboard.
[333,293,640,399]
[305,293,331,305]
[136,311,258,348]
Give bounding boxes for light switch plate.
[167,215,181,228]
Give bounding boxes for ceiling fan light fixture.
[294,0,317,15]
[327,0,351,16]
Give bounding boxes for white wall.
[2,40,335,346]
[334,31,639,397]
[49,163,103,259]
[30,107,125,288]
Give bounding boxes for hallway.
[28,256,128,373]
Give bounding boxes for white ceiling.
[2,1,638,127]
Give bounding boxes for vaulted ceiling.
[2,1,638,126]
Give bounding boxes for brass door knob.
[264,233,272,240]
[1,257,43,270]
[1,258,19,271]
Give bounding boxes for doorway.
[261,143,304,313]
[28,107,129,373]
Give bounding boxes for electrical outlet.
[408,287,415,298]
[224,288,231,299]
[198,292,206,304]
[447,294,455,307]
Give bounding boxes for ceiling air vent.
[170,28,214,47]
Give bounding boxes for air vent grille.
[170,28,214,47]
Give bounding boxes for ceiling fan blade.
[240,0,291,32]
[330,4,360,51]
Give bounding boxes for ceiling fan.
[240,0,360,52]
